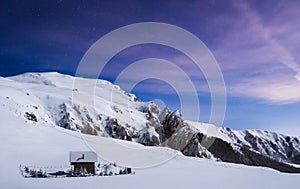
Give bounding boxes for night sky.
[1,0,300,136]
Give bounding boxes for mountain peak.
[1,72,300,173]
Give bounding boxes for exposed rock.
[105,118,130,140]
[182,134,215,159]
[166,126,195,151]
[242,130,300,165]
[182,136,200,157]
[81,123,98,135]
[137,127,160,146]
[57,103,98,135]
[205,134,300,173]
[145,103,161,129]
[111,105,123,114]
[57,104,73,130]
[24,112,37,122]
[157,110,184,142]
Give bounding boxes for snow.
[1,72,149,133]
[1,108,300,189]
[1,72,300,188]
[187,121,233,143]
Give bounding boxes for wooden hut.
[70,151,97,174]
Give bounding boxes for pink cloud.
[210,0,300,103]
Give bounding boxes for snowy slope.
[1,105,300,189]
[189,121,300,166]
[1,72,206,156]
[4,72,147,132]
[1,72,300,176]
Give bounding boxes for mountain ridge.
[1,72,300,173]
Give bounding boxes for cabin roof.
[69,151,97,163]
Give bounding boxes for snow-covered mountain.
[1,72,300,174]
[1,106,300,189]
[189,121,300,173]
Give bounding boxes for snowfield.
[1,72,300,188]
[1,109,300,189]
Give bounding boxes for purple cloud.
[211,0,300,104]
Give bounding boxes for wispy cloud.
[229,75,300,104]
[213,0,300,104]
[237,0,300,81]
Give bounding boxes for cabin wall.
[71,162,95,174]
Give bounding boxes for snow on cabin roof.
[69,151,97,163]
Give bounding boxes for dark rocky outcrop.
[156,109,184,143]
[181,135,201,157]
[24,112,37,122]
[205,134,300,173]
[242,130,300,165]
[136,127,160,146]
[57,103,98,135]
[105,118,130,140]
